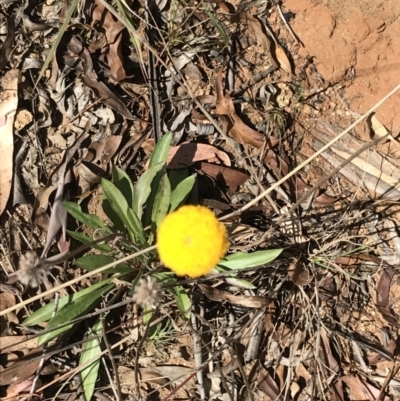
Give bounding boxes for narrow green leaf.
[64,202,109,230]
[218,249,283,270]
[154,273,191,319]
[169,174,196,211]
[170,285,191,320]
[101,178,138,242]
[67,231,113,253]
[127,208,146,244]
[111,166,134,208]
[132,162,164,219]
[80,319,102,401]
[151,173,171,230]
[101,197,125,232]
[75,255,131,273]
[23,279,114,326]
[168,168,188,191]
[38,284,114,345]
[149,132,172,167]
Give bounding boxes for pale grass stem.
[220,82,400,221]
[0,245,157,317]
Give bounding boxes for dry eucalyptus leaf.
[0,336,38,353]
[215,70,278,148]
[165,143,231,169]
[0,69,19,214]
[275,44,293,75]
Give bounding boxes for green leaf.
[170,285,191,320]
[75,255,131,273]
[168,168,188,191]
[148,132,172,167]
[143,134,173,229]
[101,197,126,232]
[127,208,146,244]
[132,162,165,220]
[67,231,113,253]
[38,284,114,345]
[155,273,190,319]
[169,174,196,211]
[111,166,134,208]
[80,318,102,401]
[223,276,256,289]
[151,173,171,230]
[23,279,114,326]
[64,202,109,230]
[101,178,139,242]
[218,249,283,270]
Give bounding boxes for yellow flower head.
[157,205,229,278]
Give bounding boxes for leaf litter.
[1,1,400,400]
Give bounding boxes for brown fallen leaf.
[0,346,54,386]
[275,43,293,75]
[257,365,284,401]
[319,328,345,401]
[376,268,399,326]
[0,69,19,215]
[196,161,249,194]
[199,284,269,308]
[0,292,18,332]
[235,12,277,69]
[215,70,279,148]
[91,0,127,82]
[66,36,134,119]
[341,375,390,401]
[165,143,231,169]
[0,336,38,353]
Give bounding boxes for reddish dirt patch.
[283,0,400,131]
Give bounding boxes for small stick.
[275,2,299,45]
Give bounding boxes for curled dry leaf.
[0,69,19,215]
[369,113,395,142]
[215,70,279,148]
[257,366,284,401]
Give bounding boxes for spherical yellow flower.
[157,205,229,278]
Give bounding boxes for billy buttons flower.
[157,205,229,278]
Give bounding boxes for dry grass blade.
[35,0,79,86]
[220,82,400,220]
